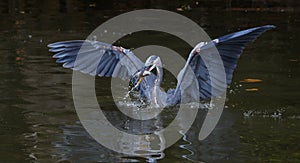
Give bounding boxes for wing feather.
[48,40,144,79]
[174,25,275,100]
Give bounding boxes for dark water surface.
[0,1,299,162]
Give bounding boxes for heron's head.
[135,55,161,86]
[142,55,161,77]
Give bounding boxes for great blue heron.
[48,25,275,107]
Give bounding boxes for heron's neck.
[154,66,163,86]
[151,63,166,107]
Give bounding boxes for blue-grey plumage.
[48,25,275,107]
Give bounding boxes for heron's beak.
[142,64,155,76]
[148,64,156,72]
[142,70,151,76]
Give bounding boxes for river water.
[0,1,299,162]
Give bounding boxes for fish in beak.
[134,64,155,88]
[136,76,144,86]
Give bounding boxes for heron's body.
[48,25,275,107]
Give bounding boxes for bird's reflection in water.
[55,104,169,162]
[55,121,152,162]
[54,103,238,162]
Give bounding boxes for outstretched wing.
[48,40,144,80]
[175,25,275,101]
